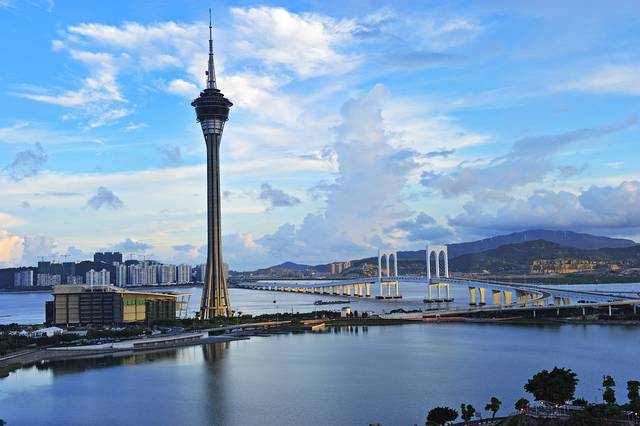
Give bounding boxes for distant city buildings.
[93,252,123,264]
[14,270,34,287]
[4,250,197,289]
[86,269,110,286]
[177,264,191,284]
[37,273,61,287]
[115,263,127,287]
[330,261,351,275]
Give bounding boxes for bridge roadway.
[239,275,640,305]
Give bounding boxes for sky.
[1,0,640,270]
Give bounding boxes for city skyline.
[1,1,640,270]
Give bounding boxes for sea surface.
[2,281,640,325]
[1,323,639,425]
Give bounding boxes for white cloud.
[231,6,359,78]
[0,230,24,267]
[422,116,637,197]
[450,181,640,234]
[167,78,199,97]
[562,65,640,96]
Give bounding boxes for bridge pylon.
[376,249,401,299]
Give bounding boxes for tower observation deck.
[191,10,233,319]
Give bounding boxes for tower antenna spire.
[207,8,217,89]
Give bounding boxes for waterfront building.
[196,264,206,282]
[192,11,233,318]
[177,264,192,284]
[86,269,110,286]
[159,264,177,285]
[66,275,84,284]
[46,285,186,326]
[37,273,61,287]
[14,270,34,287]
[330,261,352,275]
[93,252,123,265]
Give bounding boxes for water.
[0,282,471,325]
[1,323,639,425]
[3,281,639,325]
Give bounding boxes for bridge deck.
[239,276,640,304]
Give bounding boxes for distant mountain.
[271,262,313,271]
[394,230,636,261]
[236,230,637,275]
[449,230,636,257]
[450,240,640,274]
[251,261,314,275]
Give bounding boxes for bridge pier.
[492,290,501,307]
[365,283,371,297]
[469,287,477,305]
[478,287,486,305]
[516,291,528,305]
[392,281,402,299]
[502,291,512,305]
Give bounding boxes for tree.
[426,407,458,425]
[485,397,501,419]
[572,398,589,407]
[603,376,616,405]
[627,380,640,403]
[524,367,578,405]
[460,403,476,422]
[515,398,530,412]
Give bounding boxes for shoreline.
[2,316,638,377]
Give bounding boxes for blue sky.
[1,0,639,270]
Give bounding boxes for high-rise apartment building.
[86,269,110,286]
[14,270,34,287]
[177,264,192,284]
[115,263,127,287]
[93,252,123,265]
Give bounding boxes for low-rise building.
[46,285,188,326]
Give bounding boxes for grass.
[0,362,21,379]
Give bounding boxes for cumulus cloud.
[424,116,637,197]
[21,235,58,266]
[167,78,199,97]
[391,212,454,242]
[259,183,301,208]
[450,181,640,234]
[222,85,430,267]
[158,146,184,167]
[87,186,124,210]
[231,7,359,78]
[111,238,152,252]
[2,143,48,181]
[0,230,24,267]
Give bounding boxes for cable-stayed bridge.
[239,244,640,311]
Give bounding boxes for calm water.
[3,281,640,325]
[1,323,639,425]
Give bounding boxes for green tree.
[484,396,501,419]
[627,380,640,403]
[603,376,616,405]
[515,398,530,411]
[460,403,476,422]
[426,407,458,425]
[524,367,578,405]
